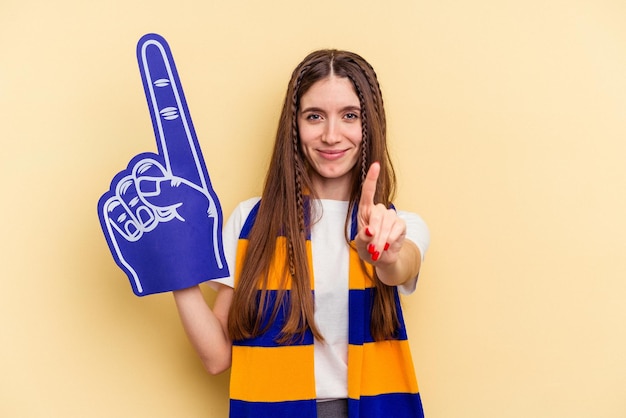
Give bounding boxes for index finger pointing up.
[137,33,207,190]
[359,162,381,210]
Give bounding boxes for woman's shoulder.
[223,197,262,236]
[231,197,261,220]
[396,209,430,260]
[237,196,262,210]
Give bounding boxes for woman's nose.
[322,120,340,144]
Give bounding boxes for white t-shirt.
[213,197,430,400]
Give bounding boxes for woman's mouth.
[318,149,347,160]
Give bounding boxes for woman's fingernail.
[372,251,380,261]
[384,243,390,251]
[365,228,373,237]
[368,244,376,254]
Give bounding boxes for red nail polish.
[384,243,390,251]
[365,228,373,237]
[368,244,375,254]
[372,251,380,261]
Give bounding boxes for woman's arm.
[374,239,422,287]
[356,163,427,287]
[172,199,259,374]
[173,284,233,375]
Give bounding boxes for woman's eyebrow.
[300,105,361,113]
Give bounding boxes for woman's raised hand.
[356,162,407,266]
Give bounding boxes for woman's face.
[297,76,363,200]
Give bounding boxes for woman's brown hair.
[228,49,400,343]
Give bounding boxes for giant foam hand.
[98,34,229,296]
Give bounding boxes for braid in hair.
[355,57,395,204]
[288,65,309,277]
[356,81,369,185]
[346,72,370,196]
[364,62,386,135]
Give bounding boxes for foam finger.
[137,34,207,189]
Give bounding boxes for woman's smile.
[317,148,349,160]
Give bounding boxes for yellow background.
[2,0,625,416]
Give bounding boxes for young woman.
[173,49,430,418]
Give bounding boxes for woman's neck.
[310,174,352,201]
[313,185,350,201]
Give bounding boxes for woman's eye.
[345,113,359,119]
[306,114,321,120]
